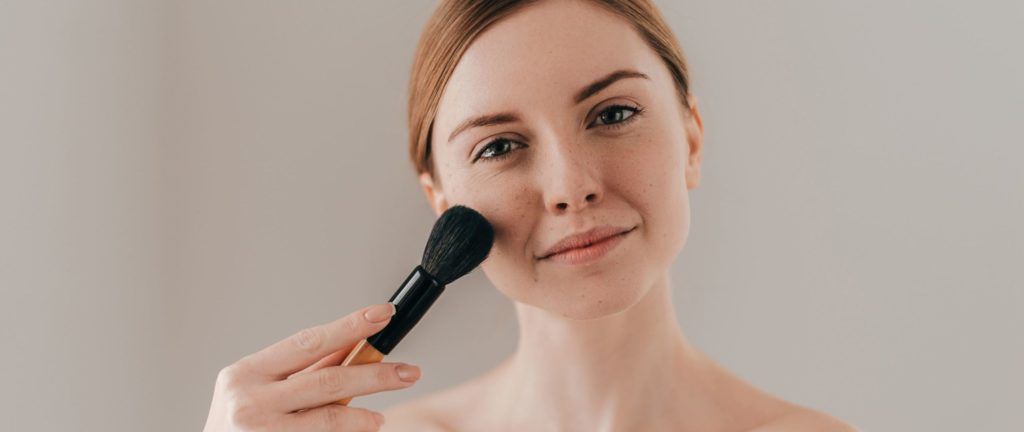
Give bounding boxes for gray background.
[2,0,1021,430]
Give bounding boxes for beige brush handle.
[335,339,386,406]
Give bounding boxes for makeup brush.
[336,205,494,405]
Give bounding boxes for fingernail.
[396,364,421,382]
[372,411,386,426]
[364,303,395,323]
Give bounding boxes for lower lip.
[543,229,632,265]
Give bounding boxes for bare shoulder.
[377,384,471,432]
[748,408,859,432]
[379,361,505,432]
[378,398,452,432]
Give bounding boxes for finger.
[243,303,396,379]
[288,348,348,379]
[271,362,420,412]
[277,404,384,432]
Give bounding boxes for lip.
[538,225,636,264]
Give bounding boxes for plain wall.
[1,1,171,430]
[1,1,1021,430]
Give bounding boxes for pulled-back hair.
[408,0,692,182]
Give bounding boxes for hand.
[202,303,422,431]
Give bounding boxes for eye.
[473,138,526,163]
[471,104,643,164]
[590,104,644,129]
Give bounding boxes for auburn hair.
[407,0,692,184]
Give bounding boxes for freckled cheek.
[604,137,669,199]
[608,135,688,230]
[639,140,691,257]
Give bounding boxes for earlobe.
[418,172,449,216]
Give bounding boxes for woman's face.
[420,0,704,319]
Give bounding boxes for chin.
[548,280,650,320]
[484,252,659,320]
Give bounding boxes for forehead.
[434,0,664,139]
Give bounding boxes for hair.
[407,0,692,185]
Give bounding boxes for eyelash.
[472,104,645,163]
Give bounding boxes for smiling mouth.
[538,226,637,261]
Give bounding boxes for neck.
[489,272,707,431]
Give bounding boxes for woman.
[203,0,857,430]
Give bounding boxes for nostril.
[585,193,596,202]
[557,203,568,210]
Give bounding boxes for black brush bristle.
[421,205,494,284]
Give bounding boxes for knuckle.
[217,364,245,387]
[342,313,362,333]
[361,409,384,431]
[291,326,325,353]
[225,388,264,429]
[320,405,343,429]
[317,368,346,394]
[376,365,397,385]
[216,365,235,383]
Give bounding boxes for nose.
[553,192,599,213]
[542,141,604,214]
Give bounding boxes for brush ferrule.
[366,265,444,355]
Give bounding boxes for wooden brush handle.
[335,339,386,406]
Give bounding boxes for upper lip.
[538,225,635,259]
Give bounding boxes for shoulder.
[377,385,470,432]
[378,398,859,432]
[378,399,452,432]
[695,353,857,431]
[379,363,502,432]
[747,408,859,432]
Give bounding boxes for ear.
[418,172,449,217]
[683,94,705,190]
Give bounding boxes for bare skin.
[379,276,854,432]
[377,0,858,431]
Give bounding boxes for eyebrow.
[447,69,650,143]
